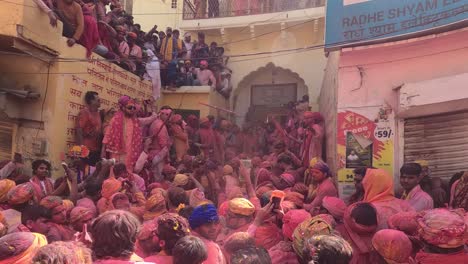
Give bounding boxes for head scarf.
[280,173,295,187]
[387,211,419,236]
[101,177,122,199]
[416,208,467,248]
[254,222,283,250]
[144,192,167,221]
[69,206,94,225]
[281,201,297,213]
[255,183,274,199]
[343,202,378,254]
[173,174,189,187]
[189,203,219,230]
[282,209,311,240]
[218,200,229,217]
[0,232,47,264]
[260,161,272,169]
[0,180,15,203]
[362,168,394,203]
[322,196,346,220]
[7,183,34,205]
[200,60,208,66]
[39,196,63,210]
[372,229,413,264]
[284,191,304,208]
[228,198,255,216]
[292,215,334,259]
[223,165,233,175]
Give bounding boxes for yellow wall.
[132,0,182,31]
[0,0,152,176]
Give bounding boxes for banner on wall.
[336,106,395,198]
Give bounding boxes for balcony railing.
[183,0,325,20]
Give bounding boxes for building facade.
[321,0,468,198]
[135,0,328,125]
[0,0,153,176]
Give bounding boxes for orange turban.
[228,198,255,216]
[144,192,167,221]
[362,168,394,203]
[62,199,74,212]
[40,196,63,210]
[101,177,122,199]
[387,211,419,236]
[7,183,34,205]
[0,179,15,203]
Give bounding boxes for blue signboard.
[325,0,468,50]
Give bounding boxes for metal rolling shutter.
[0,121,14,161]
[404,111,468,181]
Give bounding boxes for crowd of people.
[33,0,232,99]
[0,90,466,264]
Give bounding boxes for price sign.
[374,126,393,142]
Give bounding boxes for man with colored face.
[76,91,102,166]
[102,96,158,171]
[189,203,226,264]
[400,163,433,211]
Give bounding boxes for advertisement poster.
[337,106,395,198]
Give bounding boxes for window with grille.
[171,0,177,9]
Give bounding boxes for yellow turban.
[228,198,255,216]
[62,199,74,212]
[0,179,16,203]
[173,174,189,187]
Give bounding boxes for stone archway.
[232,62,308,125]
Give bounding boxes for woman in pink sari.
[362,168,414,230]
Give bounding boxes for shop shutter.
[0,121,14,161]
[404,111,468,181]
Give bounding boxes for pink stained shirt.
[192,232,227,264]
[144,255,173,264]
[401,184,433,212]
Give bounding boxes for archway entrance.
[233,63,308,125]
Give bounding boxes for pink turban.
[284,191,304,208]
[372,229,413,264]
[118,96,133,107]
[280,173,295,187]
[254,222,283,250]
[387,211,419,236]
[282,209,311,240]
[322,196,346,220]
[256,168,271,185]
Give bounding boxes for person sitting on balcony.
[194,60,216,89]
[127,32,142,73]
[55,0,85,47]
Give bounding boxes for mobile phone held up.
[270,190,285,210]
